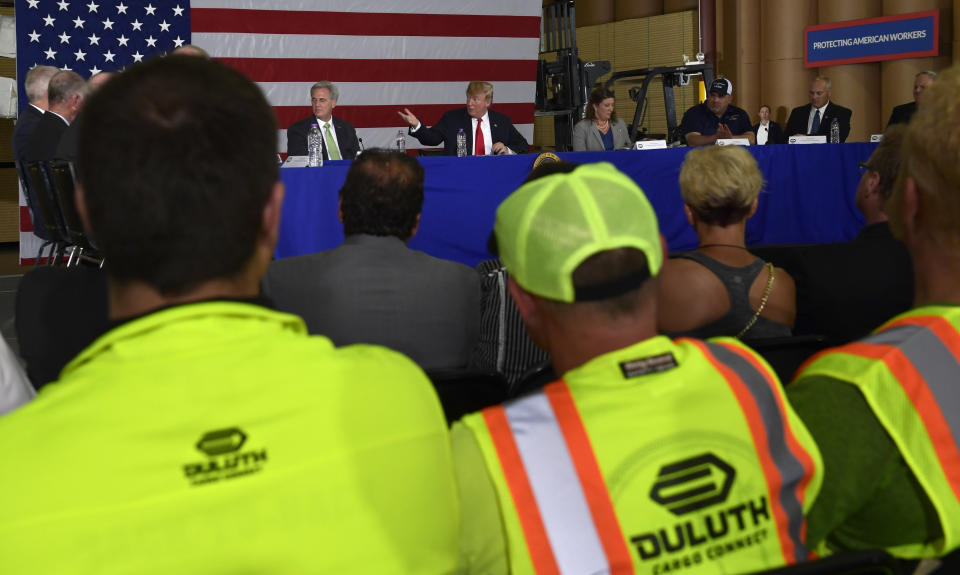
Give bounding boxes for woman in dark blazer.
[752,104,784,145]
[572,87,632,151]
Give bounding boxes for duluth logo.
[183,427,268,486]
[631,453,773,574]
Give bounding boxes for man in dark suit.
[263,149,480,372]
[752,104,784,145]
[785,76,852,143]
[286,81,360,160]
[398,81,529,155]
[56,71,116,162]
[886,70,936,128]
[756,125,913,344]
[12,65,59,165]
[24,70,86,163]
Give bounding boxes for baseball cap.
[709,78,732,96]
[494,162,662,303]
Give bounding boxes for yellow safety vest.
[0,301,459,574]
[463,336,822,575]
[798,305,960,559]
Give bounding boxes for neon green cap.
[494,162,662,303]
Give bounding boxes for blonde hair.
[891,65,960,247]
[466,81,493,101]
[679,146,764,226]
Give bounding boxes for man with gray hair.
[286,80,360,159]
[887,70,936,127]
[13,65,59,165]
[785,75,852,142]
[24,69,87,162]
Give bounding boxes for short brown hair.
[866,125,905,200]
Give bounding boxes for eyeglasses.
[858,162,874,175]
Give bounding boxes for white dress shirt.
[757,121,769,145]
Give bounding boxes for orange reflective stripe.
[482,406,561,575]
[543,381,635,574]
[688,339,806,565]
[838,340,960,503]
[887,315,960,365]
[716,341,818,556]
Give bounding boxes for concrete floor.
[0,243,37,355]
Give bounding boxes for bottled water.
[307,123,322,167]
[395,130,406,153]
[830,118,840,144]
[356,137,364,159]
[456,128,467,157]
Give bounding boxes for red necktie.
[474,117,485,156]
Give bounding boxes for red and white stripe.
[20,0,542,263]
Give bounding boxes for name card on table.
[282,156,310,168]
[634,140,667,150]
[870,134,884,142]
[716,138,750,147]
[788,135,828,145]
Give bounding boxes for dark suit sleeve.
[785,107,806,137]
[409,114,450,148]
[334,118,360,160]
[493,112,529,154]
[286,119,309,156]
[834,106,852,143]
[770,122,784,145]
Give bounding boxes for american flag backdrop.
[14,0,542,263]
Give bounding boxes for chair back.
[426,369,509,424]
[45,160,91,249]
[24,160,68,243]
[742,334,832,383]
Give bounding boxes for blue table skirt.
[276,143,877,267]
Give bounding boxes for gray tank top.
[669,251,792,340]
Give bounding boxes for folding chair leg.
[34,241,53,268]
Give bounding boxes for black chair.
[743,334,832,384]
[749,549,899,574]
[45,160,101,267]
[24,160,71,266]
[426,369,509,424]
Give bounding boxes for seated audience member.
[398,81,529,156]
[887,70,935,128]
[24,70,86,163]
[286,81,360,160]
[788,65,960,562]
[452,162,822,573]
[658,145,795,339]
[470,163,579,387]
[15,266,110,390]
[56,71,116,161]
[0,338,34,415]
[12,65,58,166]
[571,87,632,151]
[752,104,784,145]
[0,57,460,572]
[679,77,755,146]
[785,76,852,143]
[264,149,480,372]
[782,125,914,343]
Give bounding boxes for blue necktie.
[810,109,821,135]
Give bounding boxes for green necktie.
[324,124,341,160]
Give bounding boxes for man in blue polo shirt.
[680,78,755,146]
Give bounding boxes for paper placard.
[282,156,311,168]
[634,140,667,150]
[788,135,828,145]
[870,134,884,142]
[716,138,750,147]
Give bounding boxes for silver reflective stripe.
[504,391,610,574]
[863,324,960,459]
[705,343,809,563]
